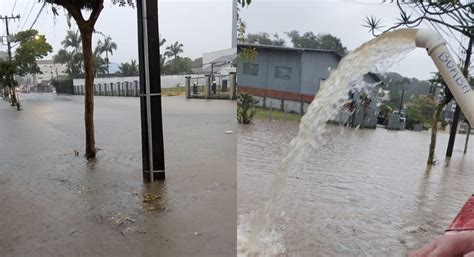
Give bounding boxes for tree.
[43,0,134,159]
[286,30,348,56]
[163,57,193,75]
[14,30,53,76]
[237,0,251,7]
[61,30,81,52]
[93,44,107,76]
[237,93,258,124]
[165,41,184,60]
[4,29,52,107]
[245,32,286,46]
[54,50,82,79]
[159,35,167,75]
[117,59,139,76]
[364,0,473,161]
[97,35,117,75]
[405,96,437,130]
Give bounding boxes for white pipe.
[415,29,473,125]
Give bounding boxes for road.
[0,93,236,257]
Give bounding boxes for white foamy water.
[238,29,419,256]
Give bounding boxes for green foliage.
[237,0,252,7]
[245,32,286,46]
[96,35,117,74]
[52,79,74,94]
[285,31,348,57]
[54,49,83,78]
[165,41,184,60]
[163,57,193,75]
[61,30,81,51]
[405,96,437,130]
[377,72,431,110]
[14,29,53,76]
[237,93,258,124]
[117,59,139,76]
[0,60,17,88]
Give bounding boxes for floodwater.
[238,119,474,256]
[238,29,421,256]
[0,93,236,257]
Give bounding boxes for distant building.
[193,48,236,76]
[236,43,381,118]
[36,60,68,83]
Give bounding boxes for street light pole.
[137,0,165,181]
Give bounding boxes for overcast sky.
[0,0,233,64]
[1,0,469,80]
[239,0,470,80]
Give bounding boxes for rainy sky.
[1,0,470,80]
[0,0,233,63]
[239,0,470,80]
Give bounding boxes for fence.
[74,80,140,97]
[185,72,236,100]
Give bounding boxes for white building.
[36,60,68,83]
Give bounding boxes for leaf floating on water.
[143,193,161,203]
[193,231,202,236]
[225,130,233,134]
[146,206,157,211]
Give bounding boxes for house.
[236,44,382,126]
[36,60,68,83]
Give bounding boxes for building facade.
[36,60,68,83]
[237,44,381,118]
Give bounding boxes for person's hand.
[409,231,474,257]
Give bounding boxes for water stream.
[238,29,420,256]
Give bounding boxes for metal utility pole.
[137,0,165,181]
[1,14,21,106]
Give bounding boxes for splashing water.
[238,29,419,256]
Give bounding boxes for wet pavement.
[238,118,474,256]
[0,93,236,257]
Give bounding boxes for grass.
[253,106,302,122]
[162,85,186,96]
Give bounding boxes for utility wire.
[11,0,18,15]
[29,3,46,30]
[19,0,37,31]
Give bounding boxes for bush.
[52,79,74,95]
[237,93,258,124]
[405,96,437,130]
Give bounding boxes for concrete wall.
[73,74,206,89]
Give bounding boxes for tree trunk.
[106,51,109,75]
[428,103,444,164]
[80,27,96,159]
[464,125,470,154]
[9,86,17,106]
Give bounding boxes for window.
[243,63,258,76]
[275,66,292,80]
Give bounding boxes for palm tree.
[159,35,166,48]
[118,59,139,77]
[97,35,117,75]
[159,35,167,74]
[93,44,107,76]
[165,41,184,60]
[61,30,82,53]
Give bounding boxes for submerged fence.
[73,80,140,97]
[185,72,236,100]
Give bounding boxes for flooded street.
[0,93,236,257]
[238,119,474,256]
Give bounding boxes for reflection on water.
[238,119,474,256]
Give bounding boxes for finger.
[464,251,474,257]
[409,238,440,257]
